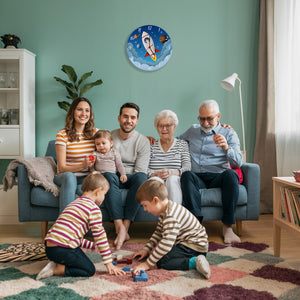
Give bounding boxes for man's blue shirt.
[178,123,243,173]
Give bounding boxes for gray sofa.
[17,140,260,238]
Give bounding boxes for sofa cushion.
[199,185,247,207]
[31,187,59,208]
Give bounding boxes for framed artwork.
[127,25,172,71]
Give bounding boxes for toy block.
[132,270,148,282]
[122,267,133,272]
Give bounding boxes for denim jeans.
[156,244,206,270]
[181,169,239,224]
[101,172,147,221]
[54,172,85,213]
[46,246,95,277]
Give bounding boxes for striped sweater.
[45,196,112,264]
[148,138,191,175]
[55,128,98,177]
[144,201,208,267]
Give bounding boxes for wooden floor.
[1,214,299,267]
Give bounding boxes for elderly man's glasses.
[197,114,218,123]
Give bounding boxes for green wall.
[0,0,259,178]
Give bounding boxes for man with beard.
[104,102,150,250]
[179,100,243,244]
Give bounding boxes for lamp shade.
[220,72,246,161]
[220,73,238,91]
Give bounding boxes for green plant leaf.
[79,79,103,96]
[77,71,93,90]
[54,77,74,89]
[61,65,77,84]
[66,87,78,100]
[58,101,71,112]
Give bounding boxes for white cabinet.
[0,49,35,158]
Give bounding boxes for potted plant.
[54,65,103,111]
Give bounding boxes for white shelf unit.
[0,49,35,158]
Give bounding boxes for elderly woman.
[148,110,191,204]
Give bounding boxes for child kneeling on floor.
[37,172,125,280]
[133,179,211,279]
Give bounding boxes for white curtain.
[274,0,300,176]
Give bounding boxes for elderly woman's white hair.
[154,110,179,129]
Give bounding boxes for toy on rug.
[112,254,133,264]
[133,270,148,282]
[122,267,148,282]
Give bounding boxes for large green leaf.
[79,79,103,96]
[77,71,93,90]
[54,76,78,100]
[58,101,71,112]
[54,77,73,89]
[66,86,78,100]
[61,65,77,84]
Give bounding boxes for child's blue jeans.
[156,244,207,270]
[46,245,95,277]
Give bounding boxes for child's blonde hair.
[94,130,112,142]
[136,179,168,203]
[81,172,109,192]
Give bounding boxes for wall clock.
[127,25,172,71]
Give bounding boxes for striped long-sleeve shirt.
[45,196,112,264]
[148,138,191,175]
[144,201,208,267]
[55,128,99,177]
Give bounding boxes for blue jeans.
[180,170,239,224]
[101,172,147,221]
[46,245,95,277]
[157,244,206,270]
[54,172,85,213]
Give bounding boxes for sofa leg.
[41,222,48,240]
[236,220,242,236]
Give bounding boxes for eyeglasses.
[197,114,218,123]
[157,123,174,129]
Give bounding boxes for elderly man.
[179,99,243,244]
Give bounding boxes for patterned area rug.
[0,241,300,299]
[0,242,47,262]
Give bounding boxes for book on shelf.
[279,186,289,220]
[279,186,300,226]
[285,188,300,225]
[279,187,291,223]
[291,190,300,224]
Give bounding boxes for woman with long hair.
[54,97,99,212]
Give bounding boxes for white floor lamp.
[221,73,246,162]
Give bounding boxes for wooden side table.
[273,177,300,256]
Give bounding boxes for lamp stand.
[237,77,246,162]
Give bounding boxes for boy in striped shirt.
[133,179,210,279]
[36,172,125,280]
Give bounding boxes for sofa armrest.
[241,163,260,219]
[17,165,33,221]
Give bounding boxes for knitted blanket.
[2,157,59,196]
